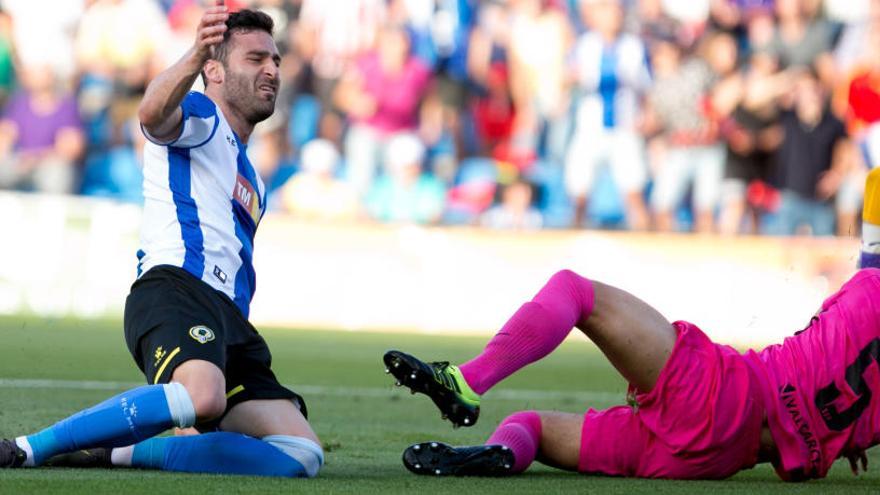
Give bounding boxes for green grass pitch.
[1,315,878,494]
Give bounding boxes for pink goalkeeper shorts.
[578,321,765,479]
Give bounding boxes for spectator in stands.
[646,33,731,233]
[280,139,360,222]
[507,0,572,165]
[366,133,446,224]
[0,64,84,194]
[1,0,874,238]
[335,24,432,196]
[0,9,15,107]
[470,63,516,156]
[2,0,82,79]
[633,0,683,48]
[75,0,170,94]
[388,0,473,183]
[467,1,515,155]
[297,0,386,144]
[768,0,835,87]
[565,0,651,229]
[834,6,880,235]
[742,2,777,52]
[717,51,790,235]
[770,71,850,236]
[80,114,145,203]
[163,0,209,79]
[75,0,171,171]
[834,0,880,73]
[481,178,543,230]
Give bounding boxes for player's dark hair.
[200,9,275,86]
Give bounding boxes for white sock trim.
[162,382,196,428]
[110,445,134,467]
[863,223,880,252]
[263,435,324,478]
[14,436,34,467]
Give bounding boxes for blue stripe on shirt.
[231,205,255,318]
[168,146,205,279]
[598,45,619,129]
[230,137,261,317]
[599,45,620,129]
[184,92,217,119]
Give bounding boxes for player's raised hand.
[195,0,229,62]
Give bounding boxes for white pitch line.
[0,378,624,404]
[0,378,140,390]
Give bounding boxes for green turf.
[0,315,878,494]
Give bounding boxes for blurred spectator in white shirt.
[481,179,543,230]
[280,139,360,222]
[2,0,83,79]
[566,0,651,229]
[75,0,170,91]
[507,0,572,164]
[366,133,446,224]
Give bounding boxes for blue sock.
[18,383,194,466]
[860,250,880,269]
[130,432,322,478]
[861,221,880,269]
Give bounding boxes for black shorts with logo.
[123,265,307,423]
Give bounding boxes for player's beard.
[223,68,277,125]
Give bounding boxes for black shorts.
[724,149,772,182]
[123,265,307,423]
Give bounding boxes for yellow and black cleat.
[383,350,481,428]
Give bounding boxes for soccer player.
[1,2,323,477]
[385,265,879,481]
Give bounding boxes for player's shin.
[485,411,542,473]
[121,432,323,478]
[459,270,595,394]
[15,383,195,466]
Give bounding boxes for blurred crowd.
[1,0,879,235]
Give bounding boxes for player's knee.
[172,360,227,421]
[187,387,227,422]
[545,269,594,305]
[549,269,584,287]
[499,410,543,435]
[263,435,324,478]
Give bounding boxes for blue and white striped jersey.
[571,32,652,131]
[138,91,266,318]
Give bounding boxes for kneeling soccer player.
[385,265,880,481]
[1,2,322,478]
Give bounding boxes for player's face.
[222,30,281,124]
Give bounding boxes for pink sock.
[459,270,594,394]
[485,411,542,473]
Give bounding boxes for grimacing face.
[221,30,281,125]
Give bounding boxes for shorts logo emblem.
[189,326,215,344]
[213,265,227,283]
[153,346,167,366]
